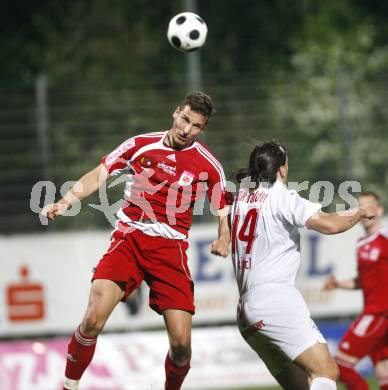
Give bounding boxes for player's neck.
[365,221,382,236]
[164,130,192,150]
[164,131,175,149]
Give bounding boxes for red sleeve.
[206,160,233,211]
[101,137,137,175]
[383,235,388,261]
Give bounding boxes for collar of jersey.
[161,130,198,151]
[357,226,388,247]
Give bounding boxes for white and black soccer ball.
[167,12,208,52]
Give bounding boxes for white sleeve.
[282,190,322,228]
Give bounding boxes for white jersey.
[231,180,321,295]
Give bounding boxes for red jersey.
[357,227,388,314]
[101,131,229,237]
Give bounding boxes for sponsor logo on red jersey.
[166,153,176,162]
[106,138,135,165]
[157,162,176,176]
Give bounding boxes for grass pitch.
[212,378,378,390]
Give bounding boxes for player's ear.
[377,205,384,217]
[279,164,287,180]
[173,106,180,119]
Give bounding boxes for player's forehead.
[358,194,379,204]
[181,105,207,124]
[182,104,206,122]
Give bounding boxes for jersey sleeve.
[382,229,388,260]
[281,190,322,228]
[206,160,233,211]
[101,137,137,176]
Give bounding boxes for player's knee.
[375,359,388,378]
[319,359,339,381]
[329,360,339,381]
[170,340,191,362]
[310,357,338,381]
[81,312,105,336]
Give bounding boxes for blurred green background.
[1,0,387,233]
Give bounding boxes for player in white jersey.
[231,141,377,390]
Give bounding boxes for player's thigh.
[242,326,308,389]
[93,228,144,302]
[275,362,310,390]
[375,358,388,379]
[294,342,338,380]
[163,309,192,347]
[239,284,326,363]
[243,329,298,379]
[372,340,388,378]
[83,279,124,326]
[145,237,195,314]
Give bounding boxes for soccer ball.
[167,12,208,52]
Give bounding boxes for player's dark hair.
[358,191,380,202]
[180,91,215,119]
[236,140,287,187]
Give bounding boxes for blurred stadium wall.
[1,221,386,389]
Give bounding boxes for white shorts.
[237,283,326,376]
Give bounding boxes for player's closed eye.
[180,114,203,130]
[180,115,189,123]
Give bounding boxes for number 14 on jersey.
[232,208,260,269]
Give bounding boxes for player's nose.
[183,123,192,134]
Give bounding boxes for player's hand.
[359,202,377,220]
[322,274,338,291]
[209,237,230,257]
[41,201,70,221]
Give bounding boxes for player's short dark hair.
[180,91,215,119]
[236,140,287,186]
[358,191,380,202]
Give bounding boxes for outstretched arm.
[210,206,230,257]
[305,202,377,235]
[323,274,360,291]
[43,163,109,221]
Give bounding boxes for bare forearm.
[60,164,107,205]
[330,209,362,234]
[307,201,377,235]
[43,164,109,221]
[210,208,231,257]
[217,208,230,242]
[336,278,359,290]
[306,209,361,235]
[324,275,360,291]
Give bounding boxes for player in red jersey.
[43,92,231,390]
[323,192,388,389]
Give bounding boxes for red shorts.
[92,226,194,315]
[338,312,388,365]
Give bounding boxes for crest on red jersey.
[178,171,195,186]
[140,156,153,168]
